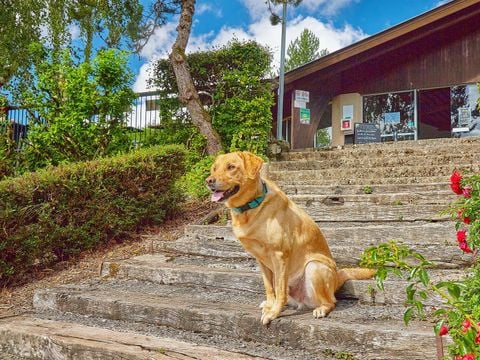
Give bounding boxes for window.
[451,84,480,138]
[363,91,416,142]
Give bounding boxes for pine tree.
[285,29,329,72]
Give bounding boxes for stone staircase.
[1,137,480,359]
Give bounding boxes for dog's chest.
[232,226,267,258]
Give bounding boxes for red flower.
[457,230,467,244]
[459,241,473,253]
[439,324,448,336]
[450,170,463,195]
[463,187,472,198]
[462,320,472,333]
[462,354,475,360]
[456,356,462,360]
[476,332,480,345]
[457,209,472,224]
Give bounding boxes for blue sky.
[132,0,452,91]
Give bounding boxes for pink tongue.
[211,191,225,202]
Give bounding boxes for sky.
[132,0,453,92]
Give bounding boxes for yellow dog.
[206,151,375,325]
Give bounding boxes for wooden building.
[274,0,480,149]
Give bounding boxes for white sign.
[342,105,354,120]
[295,90,309,103]
[294,100,306,108]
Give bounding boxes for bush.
[0,145,186,286]
[9,47,137,171]
[181,155,214,199]
[360,170,480,359]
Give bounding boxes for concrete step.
[33,282,438,359]
[100,254,463,306]
[280,137,480,161]
[269,153,478,171]
[267,163,479,183]
[154,229,470,269]
[184,223,456,244]
[274,176,450,186]
[279,182,450,195]
[292,202,447,222]
[0,316,259,360]
[289,192,456,205]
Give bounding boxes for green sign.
[300,108,311,125]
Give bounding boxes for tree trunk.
[169,0,222,155]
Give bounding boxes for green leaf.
[404,307,414,325]
[406,284,416,302]
[447,283,461,299]
[432,308,447,317]
[418,269,430,287]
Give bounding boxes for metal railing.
[2,91,163,146]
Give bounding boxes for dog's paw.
[261,310,277,325]
[312,308,327,318]
[259,300,273,313]
[312,305,333,319]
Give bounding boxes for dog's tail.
[336,268,376,291]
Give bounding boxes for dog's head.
[206,151,263,204]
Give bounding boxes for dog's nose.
[205,176,216,190]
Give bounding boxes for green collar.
[232,181,268,214]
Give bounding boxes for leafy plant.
[0,145,186,286]
[8,47,136,171]
[360,170,480,359]
[149,39,273,156]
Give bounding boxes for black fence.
[2,91,162,147]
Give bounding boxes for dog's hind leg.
[304,261,337,318]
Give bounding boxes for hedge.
[0,145,186,285]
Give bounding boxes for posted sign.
[300,108,311,125]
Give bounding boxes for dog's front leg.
[261,252,288,325]
[257,262,275,314]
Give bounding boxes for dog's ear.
[239,152,264,179]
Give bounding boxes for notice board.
[354,123,381,144]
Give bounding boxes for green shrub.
[181,155,214,199]
[0,145,186,285]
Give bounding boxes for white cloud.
[214,15,367,69]
[196,3,223,17]
[241,0,359,20]
[133,14,367,91]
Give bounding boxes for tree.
[1,0,178,86]
[285,29,329,72]
[0,1,43,85]
[168,0,222,155]
[12,47,137,169]
[149,39,273,155]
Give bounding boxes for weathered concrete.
[184,222,456,245]
[33,286,437,360]
[280,137,480,161]
[100,255,463,306]
[267,164,480,183]
[154,235,470,268]
[0,317,259,360]
[280,182,450,195]
[273,175,450,186]
[269,153,478,171]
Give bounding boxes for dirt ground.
[0,200,220,319]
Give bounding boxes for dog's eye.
[227,164,235,171]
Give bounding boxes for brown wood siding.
[339,15,480,95]
[280,7,480,149]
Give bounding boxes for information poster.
[300,108,311,125]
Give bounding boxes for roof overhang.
[281,0,480,86]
